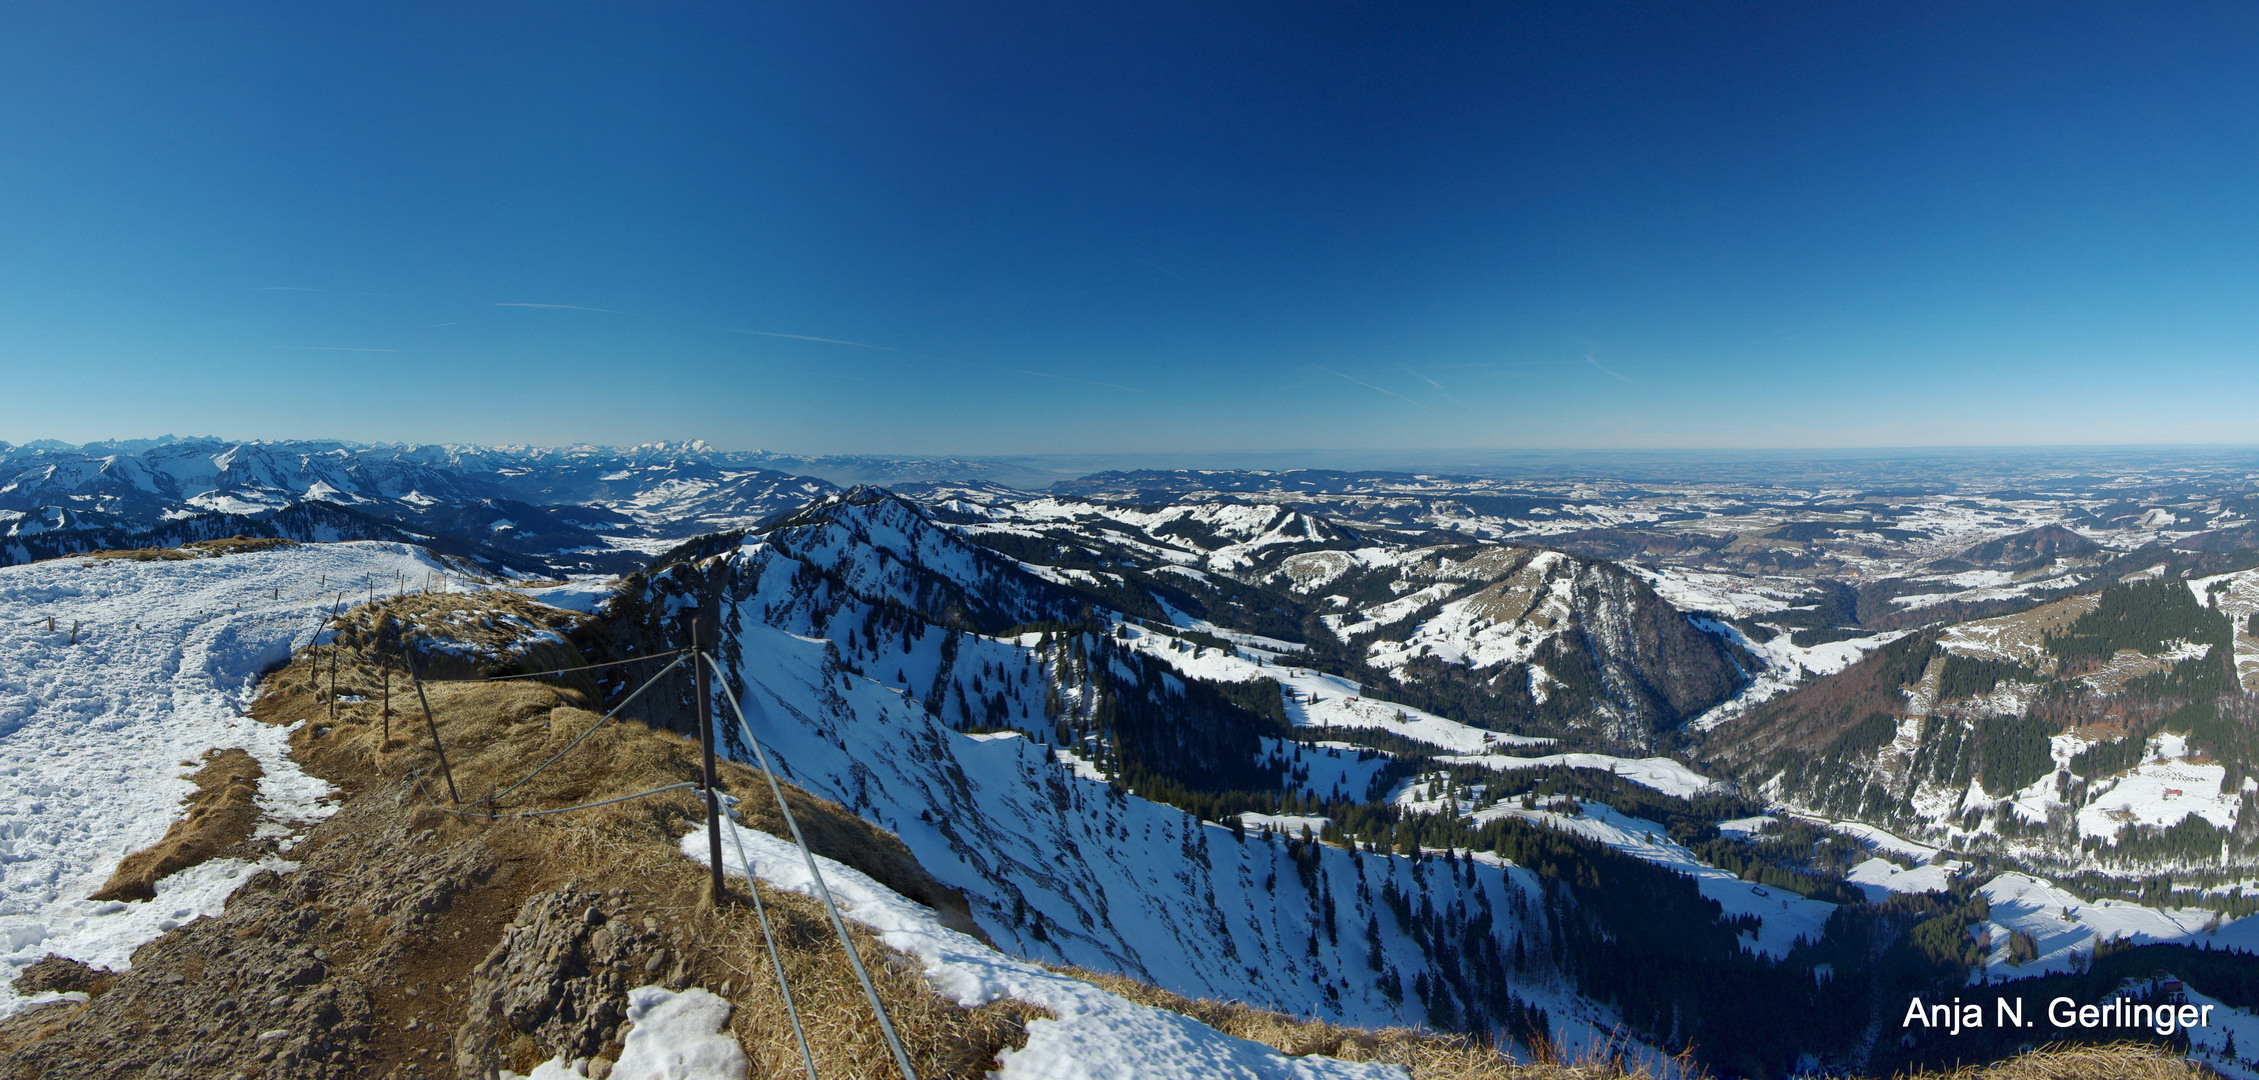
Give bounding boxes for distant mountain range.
[0,438,859,572]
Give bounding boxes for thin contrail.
[726,329,900,352]
[1583,354,1631,383]
[1398,364,1469,409]
[1013,369,1143,393]
[1316,366,1435,412]
[270,346,398,352]
[491,302,629,314]
[256,286,405,299]
[1131,258,1192,285]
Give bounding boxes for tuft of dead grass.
[9,955,115,999]
[184,535,298,555]
[1892,1042,2207,1080]
[90,747,264,902]
[80,535,298,562]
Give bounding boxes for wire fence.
[417,778,699,820]
[381,635,912,1080]
[482,650,687,681]
[705,651,921,1080]
[493,653,688,803]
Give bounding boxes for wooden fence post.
[406,652,460,806]
[695,618,725,904]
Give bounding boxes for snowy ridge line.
[707,650,920,1080]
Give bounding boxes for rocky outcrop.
[454,886,687,1080]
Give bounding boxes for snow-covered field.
[1844,857,1962,900]
[2076,733,2246,841]
[1443,751,1722,799]
[1467,797,1837,959]
[2181,981,2259,1080]
[1975,873,2259,981]
[0,542,458,1016]
[1780,813,1946,862]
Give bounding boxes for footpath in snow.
[0,542,459,1016]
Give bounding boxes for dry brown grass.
[90,747,264,902]
[1893,1041,2206,1079]
[185,535,298,555]
[80,546,197,562]
[257,589,1035,1078]
[80,535,299,562]
[528,783,1043,1079]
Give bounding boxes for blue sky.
[2,3,2254,456]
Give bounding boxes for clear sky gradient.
[3,3,2254,456]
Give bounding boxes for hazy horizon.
[13,434,2259,491]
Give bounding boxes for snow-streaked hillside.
[0,541,462,1016]
[611,493,1638,1054]
[1108,620,1553,756]
[1975,872,2259,980]
[1465,797,1837,960]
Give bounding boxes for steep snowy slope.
[603,493,1602,1049]
[0,541,464,1016]
[691,812,1408,1079]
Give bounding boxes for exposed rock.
[454,886,676,1077]
[10,955,113,997]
